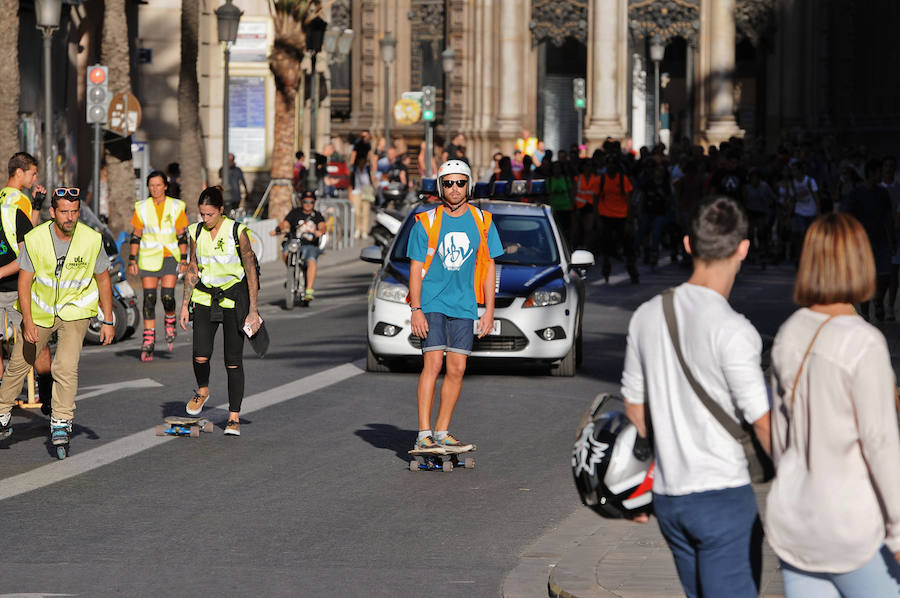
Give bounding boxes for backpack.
[410,204,493,304]
[194,220,260,290]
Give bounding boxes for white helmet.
[436,159,474,200]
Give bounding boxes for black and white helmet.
[572,394,654,519]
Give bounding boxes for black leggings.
[192,303,246,412]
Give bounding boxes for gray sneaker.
[411,435,446,455]
[0,412,11,441]
[435,433,474,454]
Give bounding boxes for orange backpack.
[412,204,493,304]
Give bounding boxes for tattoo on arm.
[239,231,259,312]
[181,239,200,307]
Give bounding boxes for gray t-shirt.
[19,224,109,276]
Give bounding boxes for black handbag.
[661,289,774,483]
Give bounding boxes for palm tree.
[0,0,20,161]
[267,0,322,222]
[179,0,205,210]
[100,0,135,232]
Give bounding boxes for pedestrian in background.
[349,152,374,239]
[767,212,900,597]
[622,196,771,598]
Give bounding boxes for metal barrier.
[317,195,355,250]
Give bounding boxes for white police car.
[360,183,594,376]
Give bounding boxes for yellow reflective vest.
[20,221,102,327]
[135,196,185,271]
[0,186,32,217]
[189,218,248,308]
[0,203,20,256]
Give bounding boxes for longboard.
[408,445,476,473]
[156,416,214,437]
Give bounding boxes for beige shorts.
[0,290,22,339]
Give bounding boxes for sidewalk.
[504,286,900,598]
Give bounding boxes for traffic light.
[421,86,436,122]
[86,65,110,124]
[573,78,586,110]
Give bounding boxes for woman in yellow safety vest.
[128,171,188,362]
[178,186,261,436]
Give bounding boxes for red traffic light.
[89,67,106,84]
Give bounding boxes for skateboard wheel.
[155,425,166,436]
[464,457,475,469]
[441,459,453,473]
[190,426,200,438]
[201,421,214,433]
[56,446,67,460]
[409,460,418,472]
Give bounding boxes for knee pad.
[142,289,157,320]
[160,287,176,313]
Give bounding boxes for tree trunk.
[269,85,296,222]
[0,0,20,161]
[178,0,204,213]
[100,0,136,232]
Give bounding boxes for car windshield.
[389,208,559,267]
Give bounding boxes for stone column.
[584,0,626,143]
[494,0,523,137]
[702,0,742,144]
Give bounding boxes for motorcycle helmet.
[572,393,654,519]
[436,159,474,200]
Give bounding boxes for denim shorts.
[300,244,322,261]
[422,312,474,355]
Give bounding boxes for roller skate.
[141,329,155,362]
[50,417,72,459]
[164,314,177,351]
[0,411,12,441]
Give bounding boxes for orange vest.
[575,174,598,208]
[411,204,493,304]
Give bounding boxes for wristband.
[410,307,422,312]
[100,320,114,326]
[128,255,136,262]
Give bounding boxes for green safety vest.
[136,196,185,271]
[189,217,247,308]
[21,221,102,327]
[0,203,20,256]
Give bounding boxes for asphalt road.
[0,251,796,597]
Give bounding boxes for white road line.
[0,362,364,502]
[75,378,163,402]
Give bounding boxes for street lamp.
[379,35,396,149]
[649,35,666,146]
[441,48,455,142]
[35,0,62,192]
[216,0,242,209]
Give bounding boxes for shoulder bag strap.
[789,315,835,406]
[662,288,746,439]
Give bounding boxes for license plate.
[474,320,501,335]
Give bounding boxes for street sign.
[401,91,423,103]
[107,92,142,136]
[394,98,422,125]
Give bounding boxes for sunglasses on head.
[441,179,467,189]
[54,187,80,197]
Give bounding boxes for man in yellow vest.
[0,152,53,410]
[128,171,188,361]
[0,188,115,457]
[406,160,504,455]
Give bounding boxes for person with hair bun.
[767,212,900,597]
[179,186,261,436]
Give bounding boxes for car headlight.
[375,279,409,303]
[523,285,566,308]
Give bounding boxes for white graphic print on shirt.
[437,232,473,271]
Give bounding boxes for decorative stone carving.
[530,0,588,47]
[330,0,351,29]
[735,0,776,47]
[628,0,700,42]
[409,0,445,90]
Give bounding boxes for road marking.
[75,378,163,402]
[0,362,364,502]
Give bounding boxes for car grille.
[493,296,516,309]
[406,320,529,352]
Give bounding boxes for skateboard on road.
[155,416,214,438]
[408,446,476,472]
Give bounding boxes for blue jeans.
[781,546,900,598]
[422,312,474,355]
[653,485,762,598]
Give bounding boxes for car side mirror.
[570,250,595,268]
[360,245,383,264]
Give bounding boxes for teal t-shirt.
[407,208,504,319]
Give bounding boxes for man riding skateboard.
[406,160,504,455]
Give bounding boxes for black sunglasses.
[54,187,80,197]
[441,179,467,189]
